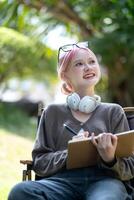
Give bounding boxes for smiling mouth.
[83,73,95,79]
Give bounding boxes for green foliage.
[0,0,134,104]
[0,27,57,83]
[0,102,36,139]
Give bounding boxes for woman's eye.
[75,62,83,67]
[89,60,95,64]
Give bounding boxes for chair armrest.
[20,160,33,165]
[20,160,33,181]
[123,107,134,112]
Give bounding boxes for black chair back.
[123,108,134,199]
[123,107,134,130]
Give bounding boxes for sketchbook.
[66,130,134,169]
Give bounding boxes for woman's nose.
[84,64,91,71]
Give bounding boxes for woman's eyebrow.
[73,59,83,64]
[73,57,94,64]
[88,56,95,60]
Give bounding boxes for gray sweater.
[32,103,134,183]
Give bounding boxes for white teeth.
[84,73,95,78]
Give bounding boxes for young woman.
[8,42,134,200]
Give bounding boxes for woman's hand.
[91,132,118,163]
[72,131,89,140]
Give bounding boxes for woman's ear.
[60,72,74,94]
[61,82,72,94]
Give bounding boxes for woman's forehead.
[73,48,95,59]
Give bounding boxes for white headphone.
[67,93,101,114]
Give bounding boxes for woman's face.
[65,48,101,91]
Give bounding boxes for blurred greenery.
[0,102,36,139]
[0,0,134,105]
[0,129,34,200]
[0,27,57,84]
[0,103,36,199]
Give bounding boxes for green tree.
[0,0,134,105]
[0,27,57,85]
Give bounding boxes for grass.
[0,104,37,200]
[0,129,34,200]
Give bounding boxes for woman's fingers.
[91,132,98,146]
[91,132,118,162]
[83,131,89,137]
[111,134,118,146]
[72,131,89,140]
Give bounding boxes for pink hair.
[57,46,93,94]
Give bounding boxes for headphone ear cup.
[67,93,80,111]
[79,96,97,113]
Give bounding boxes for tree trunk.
[108,61,134,106]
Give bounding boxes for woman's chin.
[84,77,99,86]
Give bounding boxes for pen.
[63,124,77,135]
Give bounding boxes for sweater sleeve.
[32,109,68,177]
[99,105,134,181]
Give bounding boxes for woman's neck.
[75,87,95,97]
